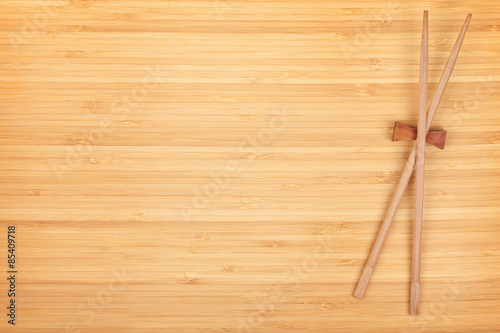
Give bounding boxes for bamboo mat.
[1,1,499,332]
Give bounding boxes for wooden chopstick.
[410,10,428,316]
[354,13,472,299]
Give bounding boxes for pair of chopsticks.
[354,12,472,315]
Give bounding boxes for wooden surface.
[1,1,499,332]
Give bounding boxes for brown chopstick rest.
[392,121,447,150]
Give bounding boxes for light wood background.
[1,0,499,332]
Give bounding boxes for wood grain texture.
[0,1,499,332]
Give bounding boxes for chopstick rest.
[392,121,447,150]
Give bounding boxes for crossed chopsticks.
[354,11,472,315]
